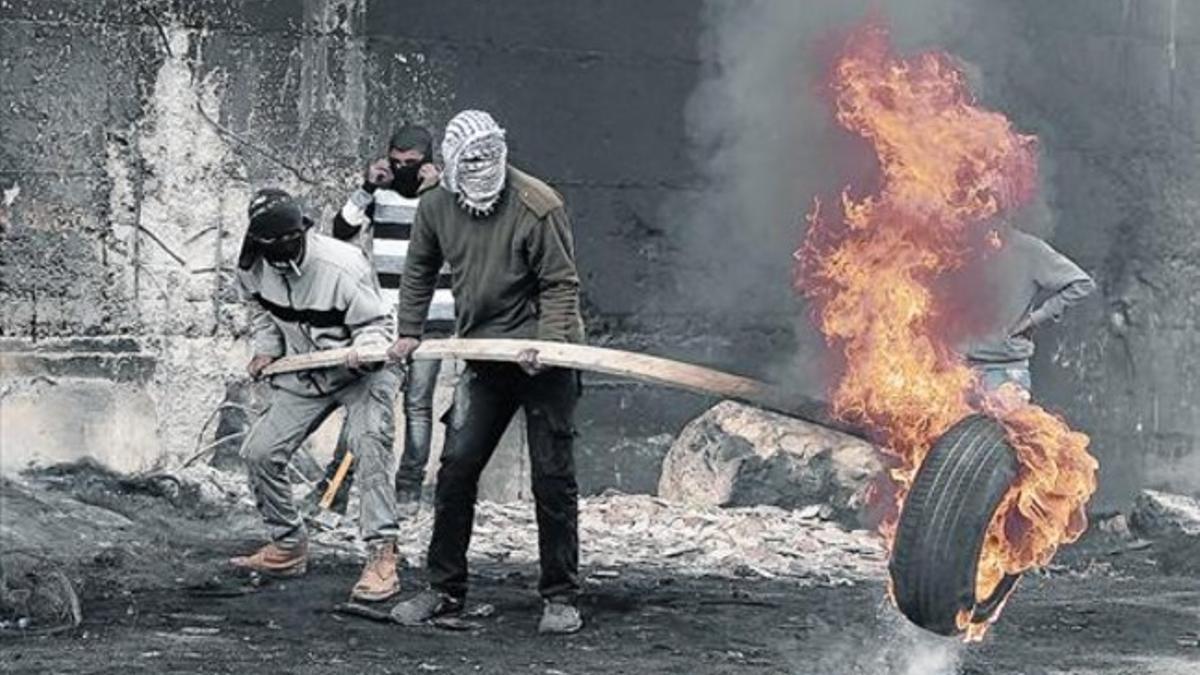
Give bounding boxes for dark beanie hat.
[238,188,311,269]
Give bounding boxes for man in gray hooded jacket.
[230,188,402,603]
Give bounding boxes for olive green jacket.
[396,166,585,343]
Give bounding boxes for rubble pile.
[316,493,886,583]
[4,458,885,597]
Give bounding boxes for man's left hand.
[418,163,441,192]
[516,348,544,376]
[345,349,381,374]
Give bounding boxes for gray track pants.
[241,367,402,545]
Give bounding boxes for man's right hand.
[365,158,393,187]
[247,353,277,380]
[387,337,421,363]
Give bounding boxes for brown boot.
[351,539,399,602]
[229,541,307,577]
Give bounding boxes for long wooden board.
[261,338,855,436]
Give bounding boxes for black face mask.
[390,159,428,198]
[257,232,306,269]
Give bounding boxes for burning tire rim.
[888,413,1022,637]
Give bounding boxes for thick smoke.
[670,0,1033,391]
[778,597,965,674]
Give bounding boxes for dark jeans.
[427,362,581,601]
[316,359,443,512]
[396,358,442,491]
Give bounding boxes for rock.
[1130,489,1200,538]
[657,401,882,527]
[1094,513,1131,538]
[208,379,262,471]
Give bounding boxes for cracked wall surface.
[0,0,710,482]
[0,0,1197,507]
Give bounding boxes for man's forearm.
[333,188,374,241]
[1030,277,1097,327]
[537,281,582,342]
[250,308,286,357]
[396,277,437,337]
[350,320,392,349]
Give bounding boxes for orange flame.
[797,23,1098,639]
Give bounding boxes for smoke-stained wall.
[1001,0,1200,506]
[0,0,708,470]
[1,0,1196,507]
[683,0,1200,508]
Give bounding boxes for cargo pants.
[240,367,402,546]
[317,358,443,511]
[426,362,582,601]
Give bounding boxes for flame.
[797,23,1098,639]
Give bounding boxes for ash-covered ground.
[2,463,1197,675]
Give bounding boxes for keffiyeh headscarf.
[440,110,508,217]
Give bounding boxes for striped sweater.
[333,185,455,334]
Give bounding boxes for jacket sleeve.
[1028,239,1096,327]
[395,202,443,338]
[237,271,285,357]
[526,207,584,343]
[342,268,393,349]
[332,187,375,241]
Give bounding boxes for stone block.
[1130,489,1200,538]
[658,401,882,527]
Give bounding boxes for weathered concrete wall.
[957,0,1200,507]
[1,1,1197,509]
[0,0,712,490]
[675,0,1200,510]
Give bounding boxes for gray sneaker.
[389,589,463,626]
[538,599,582,634]
[394,484,423,518]
[394,483,422,504]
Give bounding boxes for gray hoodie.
[237,232,392,396]
[960,230,1096,366]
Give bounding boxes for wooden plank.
[260,338,855,436]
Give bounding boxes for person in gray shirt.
[960,225,1096,397]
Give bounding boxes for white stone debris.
[312,492,887,584]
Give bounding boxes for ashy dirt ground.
[2,464,1198,675]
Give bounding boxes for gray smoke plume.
[777,597,965,674]
[670,0,1035,390]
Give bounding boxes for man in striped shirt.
[313,125,453,511]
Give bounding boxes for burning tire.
[889,413,1022,636]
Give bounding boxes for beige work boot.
[229,541,308,578]
[351,539,400,602]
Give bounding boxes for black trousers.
[427,362,581,601]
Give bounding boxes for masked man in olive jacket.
[386,110,586,634]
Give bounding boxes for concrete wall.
[957,0,1200,507]
[1,0,1197,508]
[0,0,713,490]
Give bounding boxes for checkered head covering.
[440,110,508,217]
